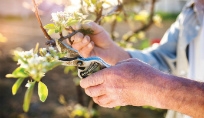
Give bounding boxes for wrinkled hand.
[80,58,163,108]
[68,21,130,65]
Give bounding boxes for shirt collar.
[185,0,203,25]
[186,0,194,8]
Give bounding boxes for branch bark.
[32,0,52,41]
[125,0,156,41]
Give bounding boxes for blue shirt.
[128,0,201,77]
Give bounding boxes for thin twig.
[88,100,94,117]
[94,2,123,24]
[59,32,63,38]
[94,7,103,24]
[110,18,117,40]
[125,0,156,41]
[59,30,80,44]
[32,0,52,40]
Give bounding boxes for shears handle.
[77,57,111,79]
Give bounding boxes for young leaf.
[12,78,25,95]
[23,81,35,112]
[91,0,97,4]
[5,74,16,78]
[84,0,91,6]
[67,19,79,26]
[13,67,28,78]
[48,29,56,35]
[44,23,56,30]
[38,81,48,102]
[6,67,28,79]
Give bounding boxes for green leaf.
[47,29,56,35]
[44,23,56,29]
[6,74,15,78]
[67,19,79,26]
[55,29,60,33]
[84,0,91,6]
[6,67,28,79]
[23,81,35,112]
[13,67,28,78]
[91,0,97,4]
[38,81,48,102]
[12,78,25,95]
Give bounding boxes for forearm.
[110,44,131,65]
[156,73,204,117]
[98,43,131,65]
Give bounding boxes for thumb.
[81,21,104,35]
[80,72,104,89]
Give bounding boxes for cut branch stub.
[45,39,56,47]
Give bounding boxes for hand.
[80,58,164,108]
[68,22,130,65]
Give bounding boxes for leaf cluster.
[44,12,87,35]
[6,43,63,112]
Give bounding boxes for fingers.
[71,35,90,50]
[93,95,111,105]
[78,41,94,58]
[81,22,104,34]
[67,32,83,45]
[80,73,104,89]
[85,85,106,97]
[93,95,116,108]
[68,32,94,57]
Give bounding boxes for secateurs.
[54,39,110,79]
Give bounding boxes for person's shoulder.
[183,0,194,10]
[183,0,195,9]
[179,0,195,16]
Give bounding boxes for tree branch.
[125,0,156,41]
[32,0,52,40]
[110,18,117,40]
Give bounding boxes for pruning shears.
[55,39,111,79]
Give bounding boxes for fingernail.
[82,39,87,44]
[88,43,92,48]
[82,22,92,29]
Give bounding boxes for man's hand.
[80,58,204,118]
[80,58,163,108]
[68,22,130,65]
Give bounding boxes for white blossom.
[12,46,62,82]
[24,49,33,57]
[45,53,51,58]
[48,46,55,51]
[41,48,47,54]
[27,58,36,65]
[54,56,59,60]
[17,59,24,65]
[20,63,29,69]
[30,69,37,75]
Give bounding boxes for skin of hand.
[80,58,165,108]
[67,21,130,65]
[80,58,204,118]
